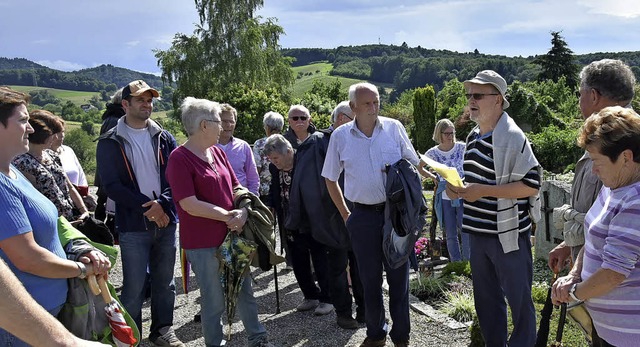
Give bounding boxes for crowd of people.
[0,57,638,347]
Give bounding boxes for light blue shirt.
[322,116,419,205]
[0,166,67,310]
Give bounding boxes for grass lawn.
[291,61,363,98]
[9,85,100,106]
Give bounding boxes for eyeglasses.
[290,116,308,121]
[441,132,455,136]
[204,119,220,124]
[465,93,499,100]
[342,113,353,120]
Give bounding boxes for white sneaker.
[296,298,319,311]
[151,326,185,347]
[314,302,335,316]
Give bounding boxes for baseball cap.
[122,80,159,100]
[464,70,510,109]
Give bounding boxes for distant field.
[9,85,100,106]
[291,62,363,98]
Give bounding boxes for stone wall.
[533,180,572,260]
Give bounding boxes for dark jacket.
[96,117,177,233]
[383,158,428,269]
[283,123,317,149]
[284,131,350,249]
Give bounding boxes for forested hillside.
[0,58,163,92]
[283,45,640,100]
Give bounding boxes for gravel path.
[108,241,471,347]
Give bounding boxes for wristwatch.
[75,262,87,279]
[569,283,582,302]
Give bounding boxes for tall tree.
[534,31,579,88]
[412,85,436,152]
[155,0,294,104]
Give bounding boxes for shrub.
[529,124,583,173]
[441,290,475,322]
[409,275,447,302]
[441,260,472,279]
[531,281,549,305]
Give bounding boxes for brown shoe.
[359,336,386,347]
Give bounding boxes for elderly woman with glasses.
[552,106,640,347]
[165,97,274,347]
[418,118,469,261]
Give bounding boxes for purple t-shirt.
[215,137,259,195]
[166,146,239,249]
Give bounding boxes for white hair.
[263,111,285,132]
[287,104,311,118]
[348,82,378,104]
[180,97,221,136]
[331,101,352,123]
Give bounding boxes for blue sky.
[2,0,639,75]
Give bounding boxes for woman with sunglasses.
[418,118,469,262]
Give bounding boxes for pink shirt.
[166,146,239,249]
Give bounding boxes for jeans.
[347,205,410,344]
[186,247,267,347]
[0,305,62,347]
[441,200,469,261]
[469,231,536,347]
[287,232,331,303]
[119,224,178,337]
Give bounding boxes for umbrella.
[217,232,258,340]
[535,272,558,347]
[93,276,138,347]
[180,247,191,294]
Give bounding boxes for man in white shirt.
[322,82,419,347]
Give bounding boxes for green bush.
[531,281,550,304]
[409,275,447,302]
[529,124,583,173]
[441,260,472,279]
[64,128,96,184]
[441,290,475,322]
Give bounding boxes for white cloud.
[126,41,141,47]
[577,0,640,18]
[36,60,87,72]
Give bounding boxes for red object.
[98,278,138,346]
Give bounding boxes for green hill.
[10,85,99,106]
[292,62,363,98]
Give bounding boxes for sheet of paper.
[420,154,465,188]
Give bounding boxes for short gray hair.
[180,97,221,136]
[580,59,636,103]
[348,82,378,104]
[288,104,311,118]
[263,111,284,133]
[110,88,124,104]
[331,101,352,123]
[263,134,292,156]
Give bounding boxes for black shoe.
[337,315,359,330]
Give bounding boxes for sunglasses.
[465,93,499,100]
[290,116,308,121]
[342,113,353,120]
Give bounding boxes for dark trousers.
[326,246,365,318]
[347,205,410,343]
[287,232,331,303]
[469,231,536,347]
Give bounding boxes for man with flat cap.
[447,70,542,346]
[97,80,184,346]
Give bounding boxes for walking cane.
[550,303,568,347]
[273,223,281,314]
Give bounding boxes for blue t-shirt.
[0,165,67,310]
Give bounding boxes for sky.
[2,0,640,75]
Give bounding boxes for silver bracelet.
[75,262,87,279]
